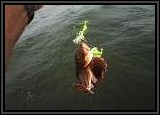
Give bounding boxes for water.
[5,5,155,110]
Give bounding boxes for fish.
[73,41,107,94]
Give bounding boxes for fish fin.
[73,83,94,95]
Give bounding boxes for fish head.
[76,42,93,68]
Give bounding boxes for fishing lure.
[73,21,88,44]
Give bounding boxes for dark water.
[5,5,155,110]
